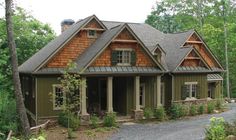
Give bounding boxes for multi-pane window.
[185,82,197,98]
[53,85,64,110]
[88,30,96,38]
[117,50,131,65]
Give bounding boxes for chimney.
[61,19,75,32]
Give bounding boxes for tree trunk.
[5,0,30,137]
[222,0,230,98]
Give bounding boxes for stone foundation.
[80,114,90,125]
[131,110,144,120]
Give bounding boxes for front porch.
[79,75,162,122]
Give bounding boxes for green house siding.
[173,74,208,101]
[36,76,61,118]
[214,81,222,98]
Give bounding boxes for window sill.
[116,63,131,66]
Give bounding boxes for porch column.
[156,75,161,107]
[134,76,140,110]
[132,76,143,120]
[80,77,89,124]
[107,76,113,113]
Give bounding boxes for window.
[116,50,131,65]
[53,85,64,110]
[140,84,145,108]
[182,82,198,100]
[88,30,96,38]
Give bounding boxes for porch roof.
[207,74,223,81]
[84,66,162,74]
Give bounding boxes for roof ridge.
[102,20,144,25]
[166,29,194,35]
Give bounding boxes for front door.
[99,79,107,111]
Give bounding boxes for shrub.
[198,104,205,114]
[154,106,166,121]
[144,107,153,119]
[224,120,236,136]
[215,98,223,110]
[207,102,215,114]
[189,105,197,116]
[170,104,183,119]
[205,117,226,140]
[91,115,99,128]
[180,104,189,117]
[103,113,116,127]
[58,112,80,130]
[0,91,18,136]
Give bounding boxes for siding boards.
[37,76,61,118]
[174,74,207,101]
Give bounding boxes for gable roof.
[18,15,105,73]
[173,46,211,72]
[19,15,223,74]
[76,23,165,72]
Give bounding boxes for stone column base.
[80,114,90,125]
[131,110,143,120]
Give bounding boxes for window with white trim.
[53,85,64,110]
[117,49,131,65]
[185,82,197,98]
[140,84,145,108]
[87,30,96,38]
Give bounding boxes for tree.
[146,0,236,97]
[5,0,30,137]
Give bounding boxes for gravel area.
[109,103,236,140]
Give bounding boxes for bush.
[58,112,80,130]
[103,113,116,127]
[154,106,166,121]
[91,115,99,128]
[0,91,18,136]
[215,99,223,110]
[207,102,215,114]
[224,120,236,136]
[198,104,205,114]
[205,117,226,140]
[189,105,197,116]
[170,103,190,119]
[144,108,153,119]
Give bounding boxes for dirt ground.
[45,125,118,140]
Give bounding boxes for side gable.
[45,15,107,68]
[183,31,223,70]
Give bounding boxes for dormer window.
[88,30,97,38]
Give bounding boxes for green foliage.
[198,104,205,114]
[207,102,216,114]
[91,115,99,128]
[67,128,76,139]
[103,113,117,127]
[144,107,153,119]
[215,98,224,110]
[59,61,83,113]
[0,91,18,137]
[189,105,197,116]
[58,112,80,131]
[169,104,187,119]
[146,0,236,97]
[205,117,226,140]
[154,106,166,121]
[0,7,55,92]
[224,120,236,136]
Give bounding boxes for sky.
[0,0,157,35]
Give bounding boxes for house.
[19,15,224,124]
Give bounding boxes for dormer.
[152,44,165,63]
